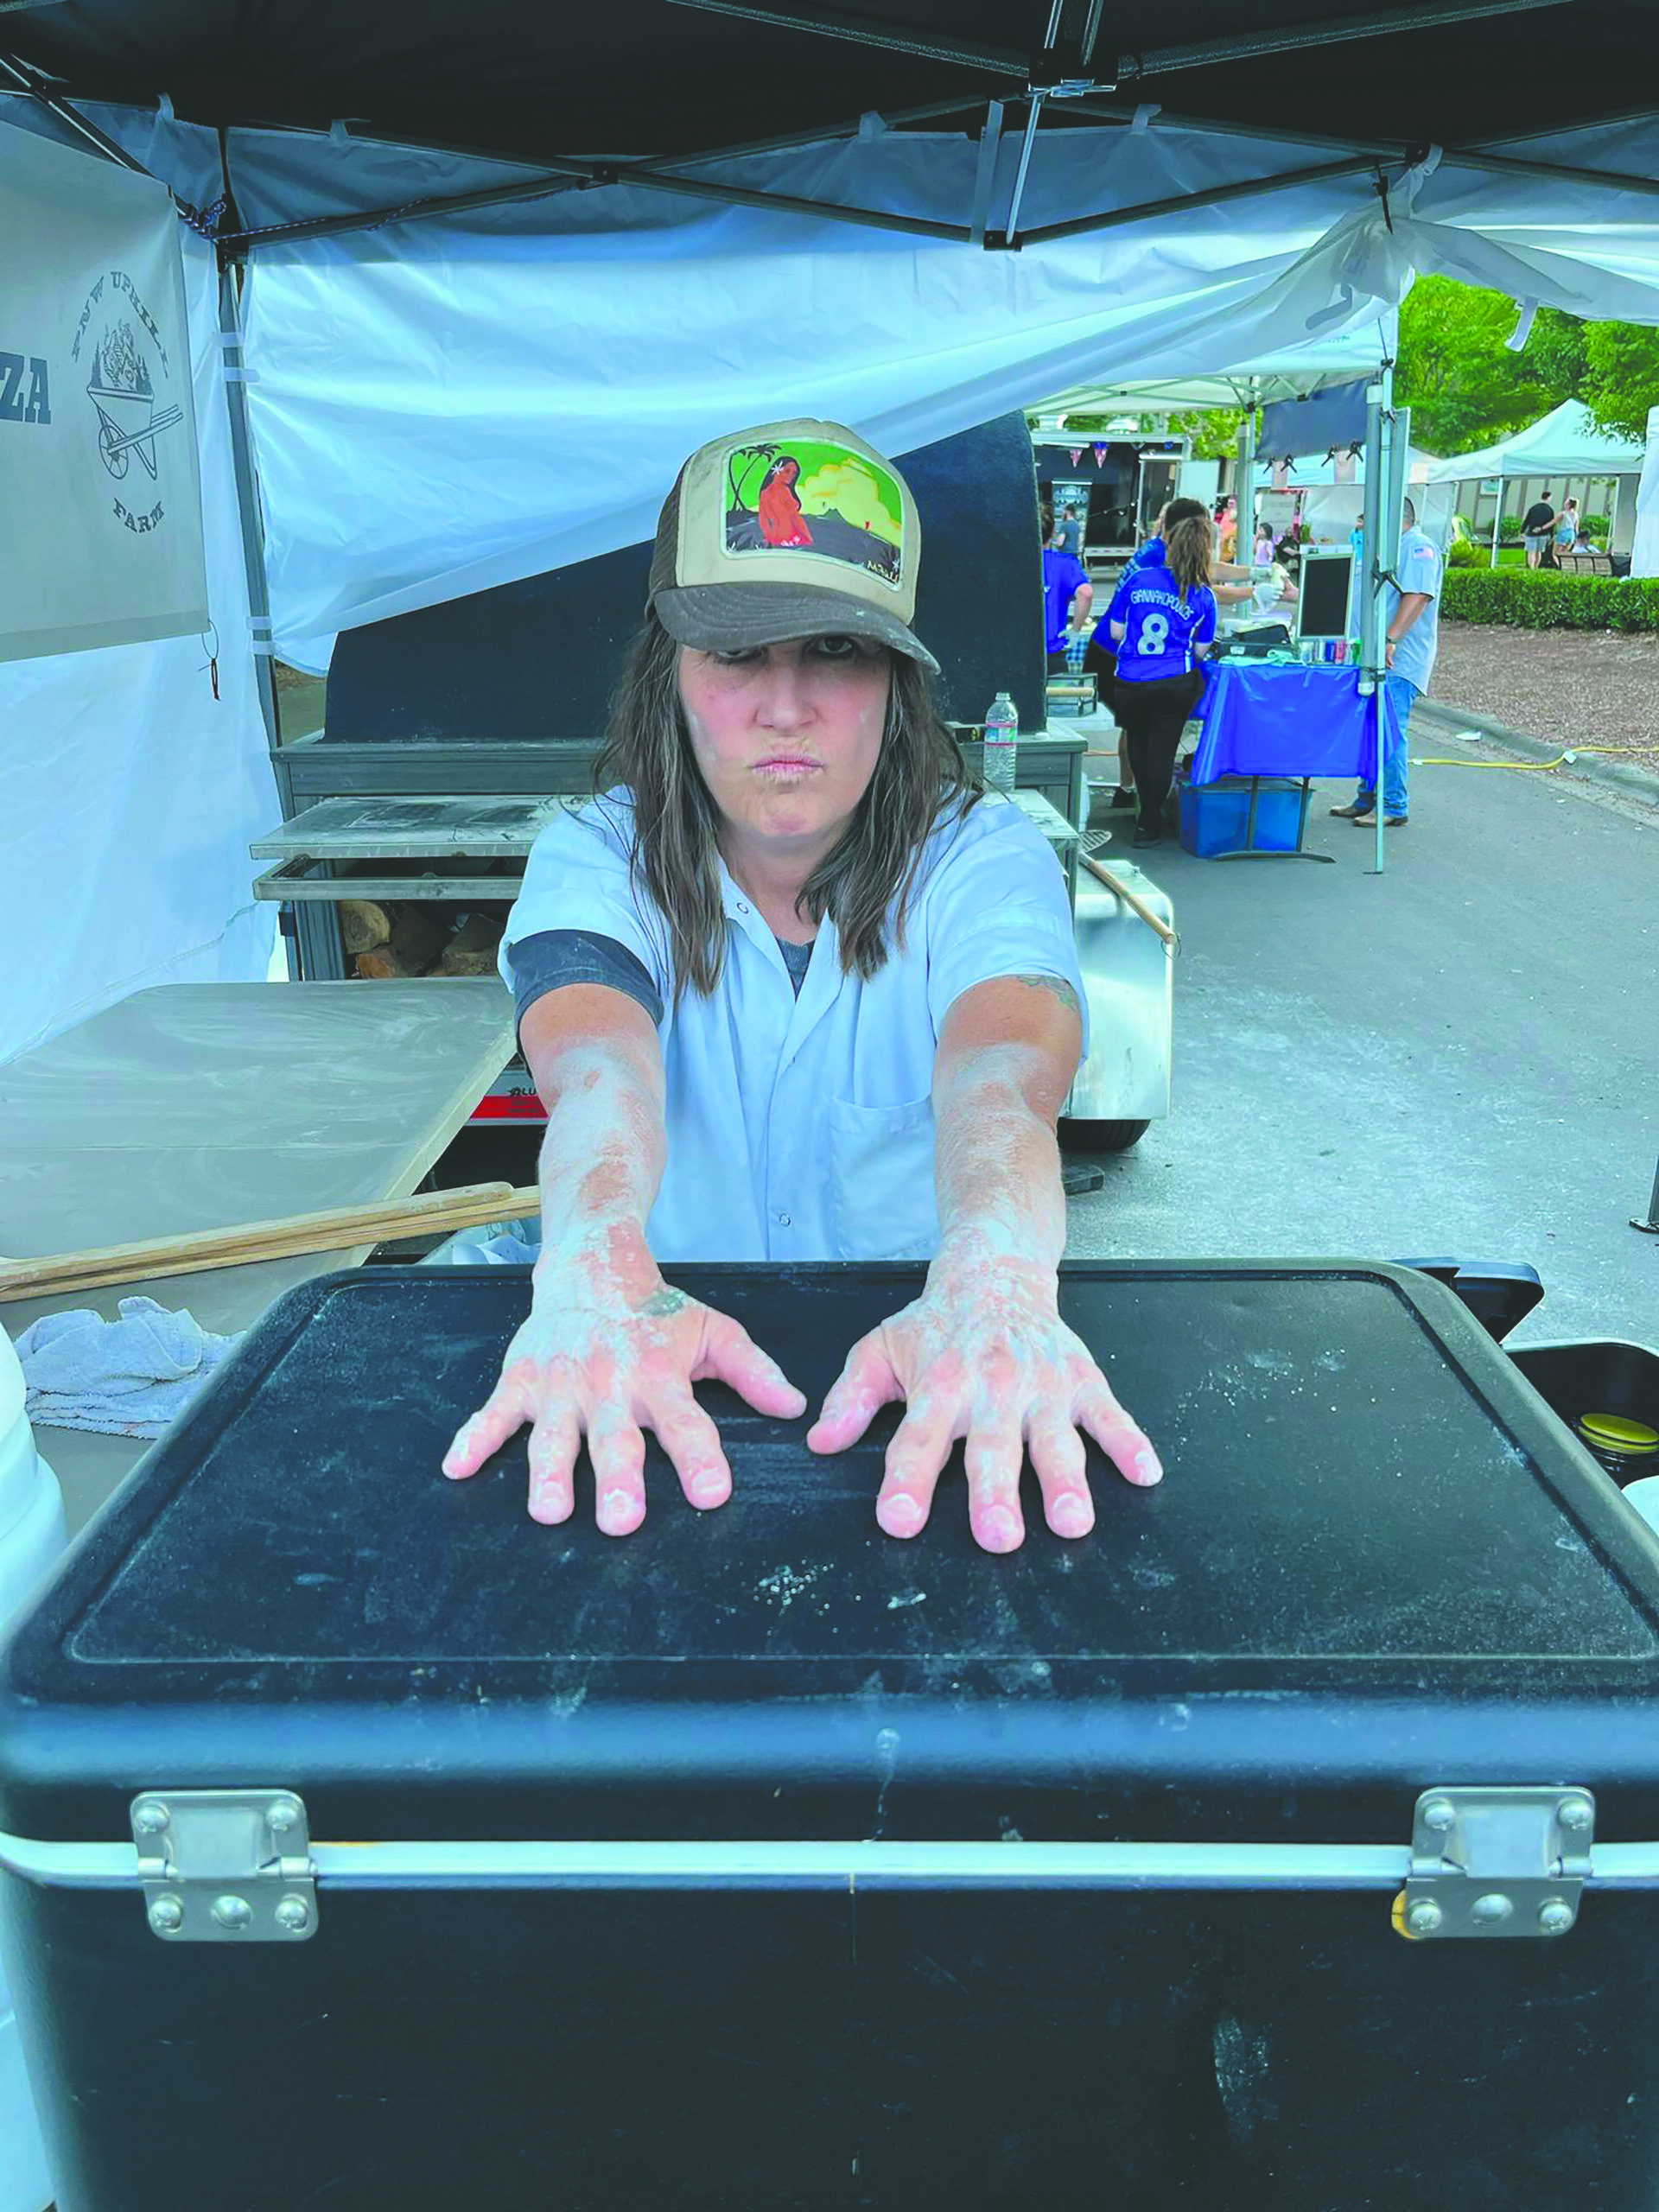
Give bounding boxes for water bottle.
[982,691,1018,794]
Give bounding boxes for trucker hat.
[648,418,939,673]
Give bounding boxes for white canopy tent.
[1425,397,1645,555]
[1027,319,1401,427]
[1424,398,1647,485]
[10,79,1659,1051]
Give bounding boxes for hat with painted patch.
[648,418,938,673]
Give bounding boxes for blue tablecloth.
[1190,661,1402,785]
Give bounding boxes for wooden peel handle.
[1081,853,1179,947]
[0,1182,544,1306]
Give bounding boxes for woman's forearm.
[931,1042,1067,1277]
[532,1039,667,1295]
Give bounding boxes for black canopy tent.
[4,0,1659,260]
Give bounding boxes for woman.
[757,454,812,548]
[444,417,1161,1554]
[1554,497,1580,558]
[1105,504,1218,849]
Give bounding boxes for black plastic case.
[5,1261,1659,2210]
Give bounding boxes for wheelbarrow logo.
[71,270,181,533]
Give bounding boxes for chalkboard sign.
[1295,548,1356,644]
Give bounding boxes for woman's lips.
[755,758,821,772]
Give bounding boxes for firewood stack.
[342,901,507,981]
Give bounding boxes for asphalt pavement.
[1062,713,1657,1353]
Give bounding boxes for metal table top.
[2,979,515,1535]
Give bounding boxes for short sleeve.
[923,801,1090,1059]
[498,793,672,1017]
[1106,575,1132,625]
[508,930,664,1036]
[1065,554,1089,595]
[1194,589,1218,645]
[1402,542,1441,599]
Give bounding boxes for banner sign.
[1,122,208,663]
[1258,377,1370,471]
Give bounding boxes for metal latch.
[1401,1786,1592,1941]
[132,1789,317,1942]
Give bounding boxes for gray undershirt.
[509,925,816,1046]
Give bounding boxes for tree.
[1396,276,1575,454]
[1580,322,1659,442]
[1167,407,1246,460]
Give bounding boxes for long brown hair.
[1164,509,1214,604]
[592,615,984,1004]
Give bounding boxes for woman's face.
[677,635,892,863]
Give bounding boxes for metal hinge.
[132,1789,317,1943]
[1400,1786,1593,1941]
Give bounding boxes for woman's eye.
[709,648,762,669]
[810,635,861,660]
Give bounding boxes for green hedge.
[1441,569,1659,632]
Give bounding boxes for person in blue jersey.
[1105,503,1218,849]
[1084,499,1252,810]
[1041,505,1093,674]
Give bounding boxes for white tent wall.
[1634,404,1659,580]
[0,212,279,1064]
[224,121,1659,671]
[232,132,1407,671]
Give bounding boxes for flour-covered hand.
[805,1244,1160,1553]
[442,1231,806,1534]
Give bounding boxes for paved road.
[1064,720,1657,1353]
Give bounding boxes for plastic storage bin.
[1180,774,1305,857]
[0,1329,64,2212]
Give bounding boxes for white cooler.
[0,1329,64,2212]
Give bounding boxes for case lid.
[4,1262,1659,1845]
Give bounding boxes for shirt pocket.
[827,1095,939,1262]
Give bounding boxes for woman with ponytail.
[1103,505,1219,848]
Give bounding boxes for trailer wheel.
[1058,1117,1150,1154]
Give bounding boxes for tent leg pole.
[218,267,278,757]
[1491,476,1503,569]
[1362,359,1398,875]
[218,266,334,982]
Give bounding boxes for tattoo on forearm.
[1011,974,1081,1018]
[635,1287,690,1317]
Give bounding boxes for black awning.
[3,0,1652,171]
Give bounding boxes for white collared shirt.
[499,787,1088,1262]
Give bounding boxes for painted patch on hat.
[723,437,904,587]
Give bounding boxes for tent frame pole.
[0,48,154,175]
[217,265,322,982]
[1360,365,1402,876]
[1004,155,1384,245]
[1491,477,1503,569]
[214,148,972,253]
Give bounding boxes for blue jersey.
[1108,565,1217,683]
[1041,547,1090,653]
[1089,537,1164,653]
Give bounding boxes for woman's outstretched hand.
[443,1254,806,1535]
[805,1249,1161,1553]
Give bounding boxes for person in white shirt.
[1330,497,1443,828]
[442,417,1161,1554]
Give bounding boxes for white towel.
[15,1297,243,1438]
